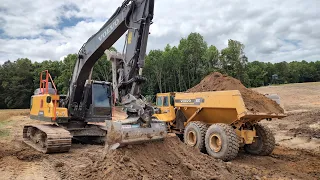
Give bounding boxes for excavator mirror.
[46,96,52,103]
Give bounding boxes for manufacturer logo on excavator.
[98,18,120,41]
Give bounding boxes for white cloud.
[0,0,319,63]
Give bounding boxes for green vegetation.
[0,32,319,109]
[0,129,10,137]
[0,121,11,137]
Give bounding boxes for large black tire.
[205,123,239,161]
[184,121,208,152]
[244,123,275,156]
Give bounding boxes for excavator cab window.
[92,84,111,108]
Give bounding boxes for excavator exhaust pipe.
[105,118,167,149]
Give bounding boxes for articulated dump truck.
[153,90,286,161]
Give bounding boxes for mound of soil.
[187,72,284,114]
[71,137,253,180]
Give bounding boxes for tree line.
[0,33,319,109]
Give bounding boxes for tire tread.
[184,121,208,152]
[257,123,275,155]
[205,123,239,161]
[244,123,276,156]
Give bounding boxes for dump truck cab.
[153,93,176,122]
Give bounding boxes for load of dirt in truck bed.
[187,72,284,114]
[60,137,253,180]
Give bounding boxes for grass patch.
[0,121,11,137]
[0,129,10,137]
[0,121,10,128]
[0,109,29,121]
[0,109,29,138]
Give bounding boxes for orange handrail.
[39,70,58,121]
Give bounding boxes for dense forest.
[1,32,319,109]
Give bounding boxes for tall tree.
[247,61,268,87]
[178,33,207,88]
[1,59,34,108]
[147,50,164,93]
[204,45,220,72]
[219,39,248,84]
[55,54,77,94]
[92,47,117,81]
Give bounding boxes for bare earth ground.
[0,83,319,180]
[254,83,320,153]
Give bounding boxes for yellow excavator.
[24,0,167,153]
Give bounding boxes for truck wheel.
[244,123,275,155]
[184,121,208,152]
[205,123,239,161]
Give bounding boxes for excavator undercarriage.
[23,123,110,153]
[23,125,72,153]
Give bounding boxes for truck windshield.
[156,97,162,106]
[92,84,110,107]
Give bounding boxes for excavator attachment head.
[105,118,167,149]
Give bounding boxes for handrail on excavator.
[39,70,58,120]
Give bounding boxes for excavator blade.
[105,118,167,149]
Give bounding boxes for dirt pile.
[187,72,284,114]
[69,137,252,180]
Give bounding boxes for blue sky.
[0,0,319,63]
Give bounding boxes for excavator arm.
[66,0,154,121]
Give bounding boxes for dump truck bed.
[174,90,286,125]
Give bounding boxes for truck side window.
[156,97,162,106]
[163,96,169,107]
[170,96,174,106]
[30,97,33,110]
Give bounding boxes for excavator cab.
[83,81,112,122]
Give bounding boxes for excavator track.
[23,124,72,153]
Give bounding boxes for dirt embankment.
[0,137,253,180]
[1,135,319,180]
[67,137,253,180]
[187,72,284,114]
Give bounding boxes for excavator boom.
[66,0,155,121]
